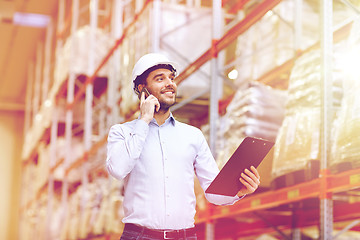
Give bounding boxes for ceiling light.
[13,12,50,28]
[228,69,238,80]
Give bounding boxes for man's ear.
[138,84,144,93]
[137,84,146,100]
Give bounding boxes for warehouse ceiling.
[0,0,58,112]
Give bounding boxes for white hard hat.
[131,53,178,83]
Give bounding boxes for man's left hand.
[237,166,260,197]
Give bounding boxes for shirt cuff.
[236,194,246,200]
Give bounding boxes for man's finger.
[155,102,160,112]
[250,166,260,180]
[140,91,145,103]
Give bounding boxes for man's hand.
[139,91,160,124]
[237,166,260,197]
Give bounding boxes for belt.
[124,223,196,239]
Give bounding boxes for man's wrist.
[140,115,152,124]
[237,193,246,199]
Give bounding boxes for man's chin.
[159,99,176,110]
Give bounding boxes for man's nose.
[165,77,176,87]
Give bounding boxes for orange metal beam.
[65,155,86,176]
[196,167,360,224]
[198,201,360,239]
[50,158,64,174]
[69,0,153,108]
[175,0,282,85]
[196,177,321,223]
[228,0,251,14]
[328,167,360,193]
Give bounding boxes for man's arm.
[194,130,241,205]
[106,120,149,180]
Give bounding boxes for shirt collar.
[168,112,176,126]
[139,112,176,126]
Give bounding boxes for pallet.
[271,160,320,190]
[330,161,360,174]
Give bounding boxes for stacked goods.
[119,4,214,116]
[225,82,287,141]
[60,191,79,240]
[53,137,84,183]
[235,0,360,85]
[104,178,124,235]
[235,1,318,84]
[54,26,113,89]
[118,6,151,116]
[217,82,287,168]
[271,48,344,182]
[22,26,113,162]
[331,20,360,171]
[56,177,124,239]
[35,142,50,196]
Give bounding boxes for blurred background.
[1,0,360,239]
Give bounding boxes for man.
[106,53,261,240]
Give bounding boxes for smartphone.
[138,87,150,100]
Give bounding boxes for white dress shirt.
[106,114,240,230]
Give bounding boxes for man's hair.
[133,64,176,95]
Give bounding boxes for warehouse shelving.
[19,0,360,239]
[194,167,360,239]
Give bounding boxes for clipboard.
[205,136,274,196]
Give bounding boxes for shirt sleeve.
[106,119,149,180]
[194,129,243,205]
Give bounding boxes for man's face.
[145,68,177,110]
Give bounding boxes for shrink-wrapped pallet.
[78,179,106,237]
[91,178,108,235]
[36,142,50,194]
[200,83,286,189]
[36,195,48,240]
[53,137,84,183]
[235,0,358,85]
[272,48,344,180]
[61,192,80,240]
[331,20,360,170]
[54,26,113,90]
[218,82,287,168]
[49,197,63,240]
[217,83,286,188]
[78,185,93,238]
[119,3,214,116]
[22,96,54,160]
[225,82,287,139]
[118,7,151,116]
[104,178,124,234]
[235,0,317,84]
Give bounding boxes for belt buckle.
[163,230,171,239]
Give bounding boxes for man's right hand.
[139,91,160,124]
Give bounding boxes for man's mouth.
[161,89,175,96]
